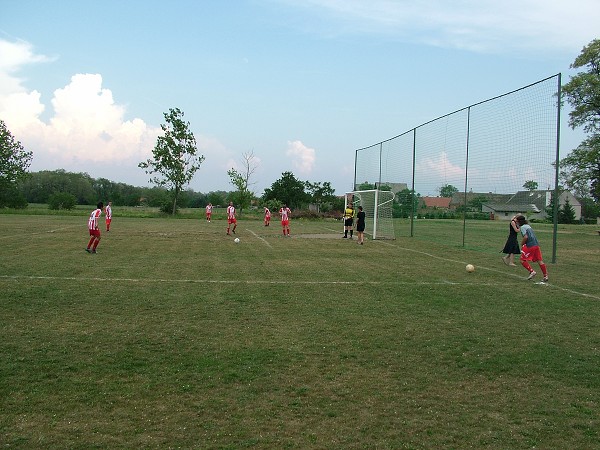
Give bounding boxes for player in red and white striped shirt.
[86,202,103,253]
[226,202,237,235]
[104,201,112,231]
[205,203,213,222]
[264,207,271,226]
[279,204,291,236]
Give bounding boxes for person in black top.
[501,215,520,266]
[356,206,366,245]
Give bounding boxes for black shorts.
[344,218,353,227]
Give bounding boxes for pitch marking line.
[0,274,502,286]
[0,225,79,240]
[378,240,600,301]
[246,229,272,248]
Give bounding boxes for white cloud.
[0,39,53,96]
[286,140,316,175]
[279,0,600,54]
[416,151,466,182]
[0,39,161,170]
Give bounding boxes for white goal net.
[346,189,395,240]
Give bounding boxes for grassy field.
[1,213,599,449]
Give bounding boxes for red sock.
[539,263,547,276]
[522,261,533,272]
[92,240,99,250]
[287,229,290,235]
[87,237,95,248]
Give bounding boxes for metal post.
[462,107,471,247]
[552,73,562,263]
[410,129,417,237]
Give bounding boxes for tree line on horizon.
[7,168,344,215]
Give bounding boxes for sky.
[0,0,598,197]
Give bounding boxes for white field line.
[246,229,272,248]
[0,225,80,240]
[0,274,501,286]
[377,240,600,301]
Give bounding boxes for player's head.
[515,215,527,225]
[97,201,104,209]
[358,206,363,211]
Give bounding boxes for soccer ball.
[234,238,240,244]
[466,264,475,273]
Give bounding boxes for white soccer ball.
[234,237,240,244]
[466,264,475,273]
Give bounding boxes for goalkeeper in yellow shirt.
[343,203,355,239]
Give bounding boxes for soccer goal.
[347,189,395,240]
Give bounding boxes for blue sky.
[0,0,598,196]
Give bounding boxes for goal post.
[346,189,395,240]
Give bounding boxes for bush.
[48,192,76,210]
[0,187,28,209]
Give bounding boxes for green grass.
[1,214,599,448]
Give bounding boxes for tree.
[356,182,376,190]
[439,184,458,197]
[561,39,600,204]
[0,120,33,207]
[545,192,558,223]
[262,172,309,209]
[228,150,259,214]
[562,39,600,134]
[395,188,419,218]
[139,108,204,215]
[559,197,577,224]
[48,192,76,210]
[560,134,600,203]
[469,195,489,212]
[305,181,336,212]
[523,180,538,191]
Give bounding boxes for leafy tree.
[561,39,600,204]
[560,134,600,203]
[228,151,258,214]
[262,171,309,209]
[545,192,558,223]
[559,197,577,224]
[262,198,283,214]
[20,170,95,204]
[439,184,458,197]
[0,120,33,207]
[305,181,336,212]
[562,39,600,134]
[207,191,227,207]
[48,192,76,210]
[356,182,375,190]
[395,188,419,217]
[469,195,489,211]
[579,197,600,221]
[139,108,204,215]
[523,180,538,191]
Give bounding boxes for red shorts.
[281,219,289,226]
[89,228,100,237]
[105,219,112,225]
[520,245,543,262]
[228,218,237,224]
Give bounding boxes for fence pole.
[462,107,472,247]
[552,73,562,263]
[410,128,417,237]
